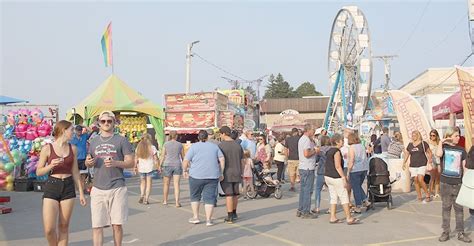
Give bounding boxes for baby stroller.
[366,156,398,210]
[246,161,283,199]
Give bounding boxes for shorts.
[189,177,218,205]
[140,171,154,178]
[162,166,183,177]
[287,160,299,177]
[78,159,88,174]
[409,166,427,177]
[43,176,76,202]
[324,176,349,205]
[220,181,240,196]
[90,186,128,228]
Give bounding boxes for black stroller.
[246,161,283,199]
[366,157,397,210]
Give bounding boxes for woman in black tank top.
[36,120,87,245]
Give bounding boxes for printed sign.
[165,111,215,128]
[165,92,227,112]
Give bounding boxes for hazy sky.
[1,0,472,117]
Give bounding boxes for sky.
[1,0,472,117]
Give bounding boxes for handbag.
[455,169,474,209]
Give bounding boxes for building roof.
[399,67,474,96]
[260,97,329,114]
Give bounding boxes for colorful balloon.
[0,170,7,179]
[30,108,44,125]
[6,110,17,125]
[5,175,13,183]
[17,108,31,125]
[25,126,39,141]
[4,162,14,173]
[0,179,6,188]
[5,183,13,191]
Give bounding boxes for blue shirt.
[70,133,89,160]
[185,142,224,179]
[240,139,257,159]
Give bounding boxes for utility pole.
[185,40,200,94]
[373,55,398,90]
[221,76,240,89]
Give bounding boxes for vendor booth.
[67,74,165,146]
[432,91,463,126]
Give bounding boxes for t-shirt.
[380,135,391,152]
[243,158,253,178]
[325,147,344,178]
[406,141,429,168]
[88,134,134,190]
[467,146,474,170]
[350,143,368,173]
[185,142,223,179]
[218,140,243,182]
[440,144,466,185]
[387,141,404,159]
[373,138,382,154]
[298,135,316,170]
[163,140,183,167]
[285,135,300,160]
[316,146,331,175]
[69,133,89,160]
[273,142,286,162]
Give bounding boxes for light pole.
[185,40,200,94]
[72,108,76,125]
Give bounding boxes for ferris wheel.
[323,6,373,132]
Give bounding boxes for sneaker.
[296,210,302,217]
[188,218,200,224]
[439,232,450,242]
[224,217,234,224]
[206,220,214,226]
[301,213,318,219]
[457,232,472,243]
[232,213,238,221]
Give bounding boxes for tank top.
[350,143,369,173]
[48,143,74,175]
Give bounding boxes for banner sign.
[165,111,215,128]
[165,92,227,112]
[389,90,432,147]
[456,67,474,149]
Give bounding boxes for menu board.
[165,111,215,128]
[165,92,228,112]
[219,89,245,105]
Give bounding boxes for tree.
[243,85,257,100]
[295,82,324,97]
[263,73,296,98]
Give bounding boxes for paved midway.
[0,176,472,245]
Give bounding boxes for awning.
[432,91,463,120]
[0,95,28,105]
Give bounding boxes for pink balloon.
[6,110,17,125]
[17,109,31,125]
[25,126,39,141]
[0,179,6,188]
[0,170,6,179]
[15,124,28,139]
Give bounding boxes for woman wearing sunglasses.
[428,129,441,198]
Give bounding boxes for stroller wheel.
[274,188,283,199]
[246,189,257,199]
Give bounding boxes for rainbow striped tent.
[67,74,164,145]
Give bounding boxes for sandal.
[163,201,168,205]
[175,203,182,208]
[347,218,361,225]
[143,200,149,205]
[138,197,144,204]
[351,208,362,214]
[330,219,343,224]
[311,208,320,214]
[425,196,431,203]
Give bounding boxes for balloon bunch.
[1,108,53,184]
[0,138,18,191]
[117,115,147,143]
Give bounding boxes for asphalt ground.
[0,176,472,246]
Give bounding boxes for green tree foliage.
[295,82,323,97]
[263,73,296,98]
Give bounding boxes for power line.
[424,13,467,55]
[192,52,249,82]
[394,0,431,54]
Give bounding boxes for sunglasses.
[430,134,436,137]
[100,119,113,124]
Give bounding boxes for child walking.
[242,150,254,199]
[135,133,158,205]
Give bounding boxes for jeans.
[469,209,474,231]
[275,161,285,181]
[314,174,325,209]
[440,182,464,233]
[298,169,315,214]
[349,170,368,206]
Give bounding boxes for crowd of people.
[36,114,474,245]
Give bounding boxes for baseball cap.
[75,125,83,132]
[315,127,323,135]
[98,110,116,120]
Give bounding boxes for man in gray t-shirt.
[380,127,391,153]
[296,124,318,219]
[85,111,135,245]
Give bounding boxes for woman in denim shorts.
[36,120,87,245]
[159,131,184,207]
[134,133,158,205]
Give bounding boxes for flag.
[101,22,113,67]
[456,66,474,149]
[389,90,432,147]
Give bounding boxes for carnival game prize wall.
[117,115,147,143]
